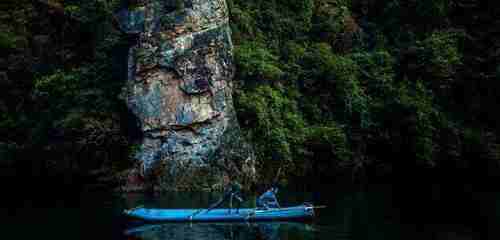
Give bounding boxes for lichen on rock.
[116,0,256,191]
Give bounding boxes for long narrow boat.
[123,204,315,222]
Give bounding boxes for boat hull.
[124,204,315,222]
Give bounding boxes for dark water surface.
[2,184,497,239]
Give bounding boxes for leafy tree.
[235,41,284,83]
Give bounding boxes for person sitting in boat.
[257,186,280,209]
[205,173,243,214]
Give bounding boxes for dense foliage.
[229,0,500,183]
[1,0,499,186]
[0,0,131,185]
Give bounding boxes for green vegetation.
[235,41,284,82]
[1,0,500,186]
[0,0,130,182]
[0,31,19,50]
[229,0,500,183]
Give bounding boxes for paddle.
[188,208,206,221]
[308,205,327,209]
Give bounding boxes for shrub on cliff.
[235,41,284,83]
[235,85,307,178]
[0,31,19,51]
[417,30,463,90]
[305,123,351,171]
[300,43,372,128]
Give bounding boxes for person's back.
[257,187,280,209]
[228,181,242,196]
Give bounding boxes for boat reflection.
[124,222,317,240]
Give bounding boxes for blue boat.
[123,204,315,222]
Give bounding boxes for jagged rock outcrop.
[116,0,256,191]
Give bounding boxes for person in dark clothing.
[257,186,280,209]
[190,174,243,220]
[206,180,243,213]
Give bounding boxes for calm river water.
[2,184,497,239]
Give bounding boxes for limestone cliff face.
[116,0,255,190]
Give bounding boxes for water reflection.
[124,222,316,240]
[1,185,490,240]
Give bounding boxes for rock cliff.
[116,0,255,191]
